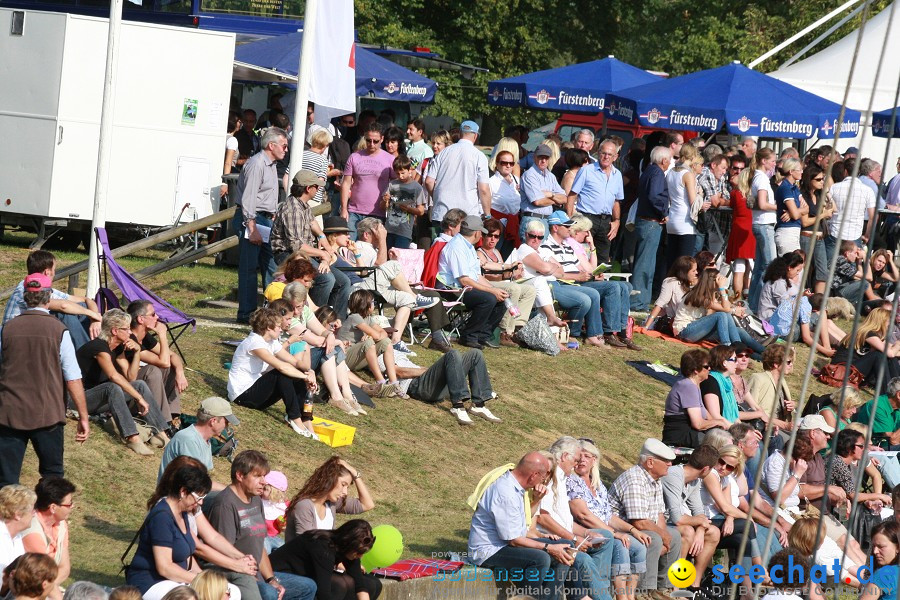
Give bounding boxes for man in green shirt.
[855,378,900,448]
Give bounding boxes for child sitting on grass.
[263,470,289,552]
[319,293,408,399]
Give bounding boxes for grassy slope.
[0,231,847,586]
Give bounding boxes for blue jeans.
[549,281,602,338]
[582,529,615,600]
[666,233,698,272]
[310,257,351,320]
[801,235,828,285]
[408,349,493,408]
[607,531,647,576]
[748,223,776,312]
[632,219,663,310]
[233,211,276,321]
[386,233,412,249]
[583,280,629,334]
[258,572,316,600]
[679,312,765,354]
[481,542,569,600]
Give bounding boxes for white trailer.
[0,8,234,247]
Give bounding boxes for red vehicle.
[554,112,698,150]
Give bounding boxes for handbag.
[514,314,561,356]
[817,363,864,389]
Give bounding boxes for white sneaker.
[284,415,313,438]
[469,405,502,423]
[415,294,440,309]
[393,340,412,354]
[451,407,474,425]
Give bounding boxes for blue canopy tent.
[234,32,437,102]
[486,56,661,113]
[604,62,861,139]
[873,107,900,138]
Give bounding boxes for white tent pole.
[748,0,864,68]
[289,0,319,179]
[780,2,867,68]
[86,0,124,297]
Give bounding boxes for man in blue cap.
[425,120,491,229]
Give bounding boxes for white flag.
[308,0,355,113]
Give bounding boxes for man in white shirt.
[825,175,876,264]
[425,120,491,226]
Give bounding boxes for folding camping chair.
[94,227,196,362]
[389,247,469,345]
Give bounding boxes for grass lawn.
[0,230,850,587]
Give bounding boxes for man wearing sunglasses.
[519,144,566,243]
[340,123,394,239]
[567,140,625,265]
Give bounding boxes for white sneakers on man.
[450,407,474,425]
[470,406,502,423]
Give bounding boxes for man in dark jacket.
[632,146,673,310]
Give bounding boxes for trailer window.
[200,0,301,18]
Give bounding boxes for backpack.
[179,413,238,460]
[801,392,834,417]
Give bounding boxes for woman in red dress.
[725,157,756,299]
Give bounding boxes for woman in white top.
[227,307,319,439]
[505,219,567,327]
[489,150,524,253]
[746,147,778,311]
[644,256,697,335]
[285,456,374,541]
[0,485,36,572]
[666,145,709,270]
[221,111,242,198]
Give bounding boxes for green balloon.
[360,525,403,571]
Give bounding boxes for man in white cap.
[425,120,491,227]
[437,215,508,350]
[158,397,239,490]
[519,143,566,242]
[608,438,680,600]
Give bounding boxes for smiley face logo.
[667,559,696,588]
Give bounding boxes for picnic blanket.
[372,558,465,580]
[633,326,716,349]
[626,360,683,387]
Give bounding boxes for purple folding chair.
[94,227,196,362]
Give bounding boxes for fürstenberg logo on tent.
[668,110,718,129]
[729,116,759,132]
[758,117,814,137]
[607,102,634,121]
[555,91,604,110]
[383,82,429,97]
[490,87,523,102]
[529,89,558,105]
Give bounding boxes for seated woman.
[126,465,211,600]
[152,457,255,597]
[867,250,899,299]
[830,307,900,391]
[700,345,769,428]
[227,307,320,438]
[0,485,36,571]
[699,444,766,583]
[788,516,863,588]
[330,291,406,398]
[860,520,900,600]
[21,479,75,600]
[478,218,536,346]
[504,220,567,328]
[285,456,374,541]
[264,254,317,305]
[830,429,892,526]
[758,253,834,356]
[567,439,648,600]
[190,570,229,600]
[325,217,443,347]
[662,349,731,448]
[818,388,865,431]
[644,256,697,335]
[278,284,364,417]
[10,553,58,600]
[747,344,796,444]
[269,520,382,600]
[672,269,765,354]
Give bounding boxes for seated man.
[2,249,101,349]
[327,216,450,352]
[467,451,574,600]
[423,208,467,288]
[608,439,682,600]
[660,445,720,589]
[398,349,501,425]
[831,240,876,303]
[207,450,316,600]
[540,211,635,349]
[855,375,900,451]
[74,309,169,456]
[158,396,238,491]
[437,215,508,349]
[117,300,189,431]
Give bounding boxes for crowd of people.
[4,103,900,600]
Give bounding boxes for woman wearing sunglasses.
[747,344,796,448]
[799,164,834,293]
[488,150,522,253]
[503,219,568,329]
[700,345,769,430]
[662,349,730,449]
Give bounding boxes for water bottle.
[504,298,520,317]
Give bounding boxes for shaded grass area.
[0,230,849,587]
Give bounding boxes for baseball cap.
[460,120,480,134]
[292,169,325,188]
[534,144,552,158]
[642,438,676,461]
[547,210,576,227]
[798,414,835,433]
[24,273,52,291]
[201,396,240,425]
[265,470,288,492]
[460,215,488,234]
[844,146,859,155]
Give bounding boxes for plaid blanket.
[372,558,465,580]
